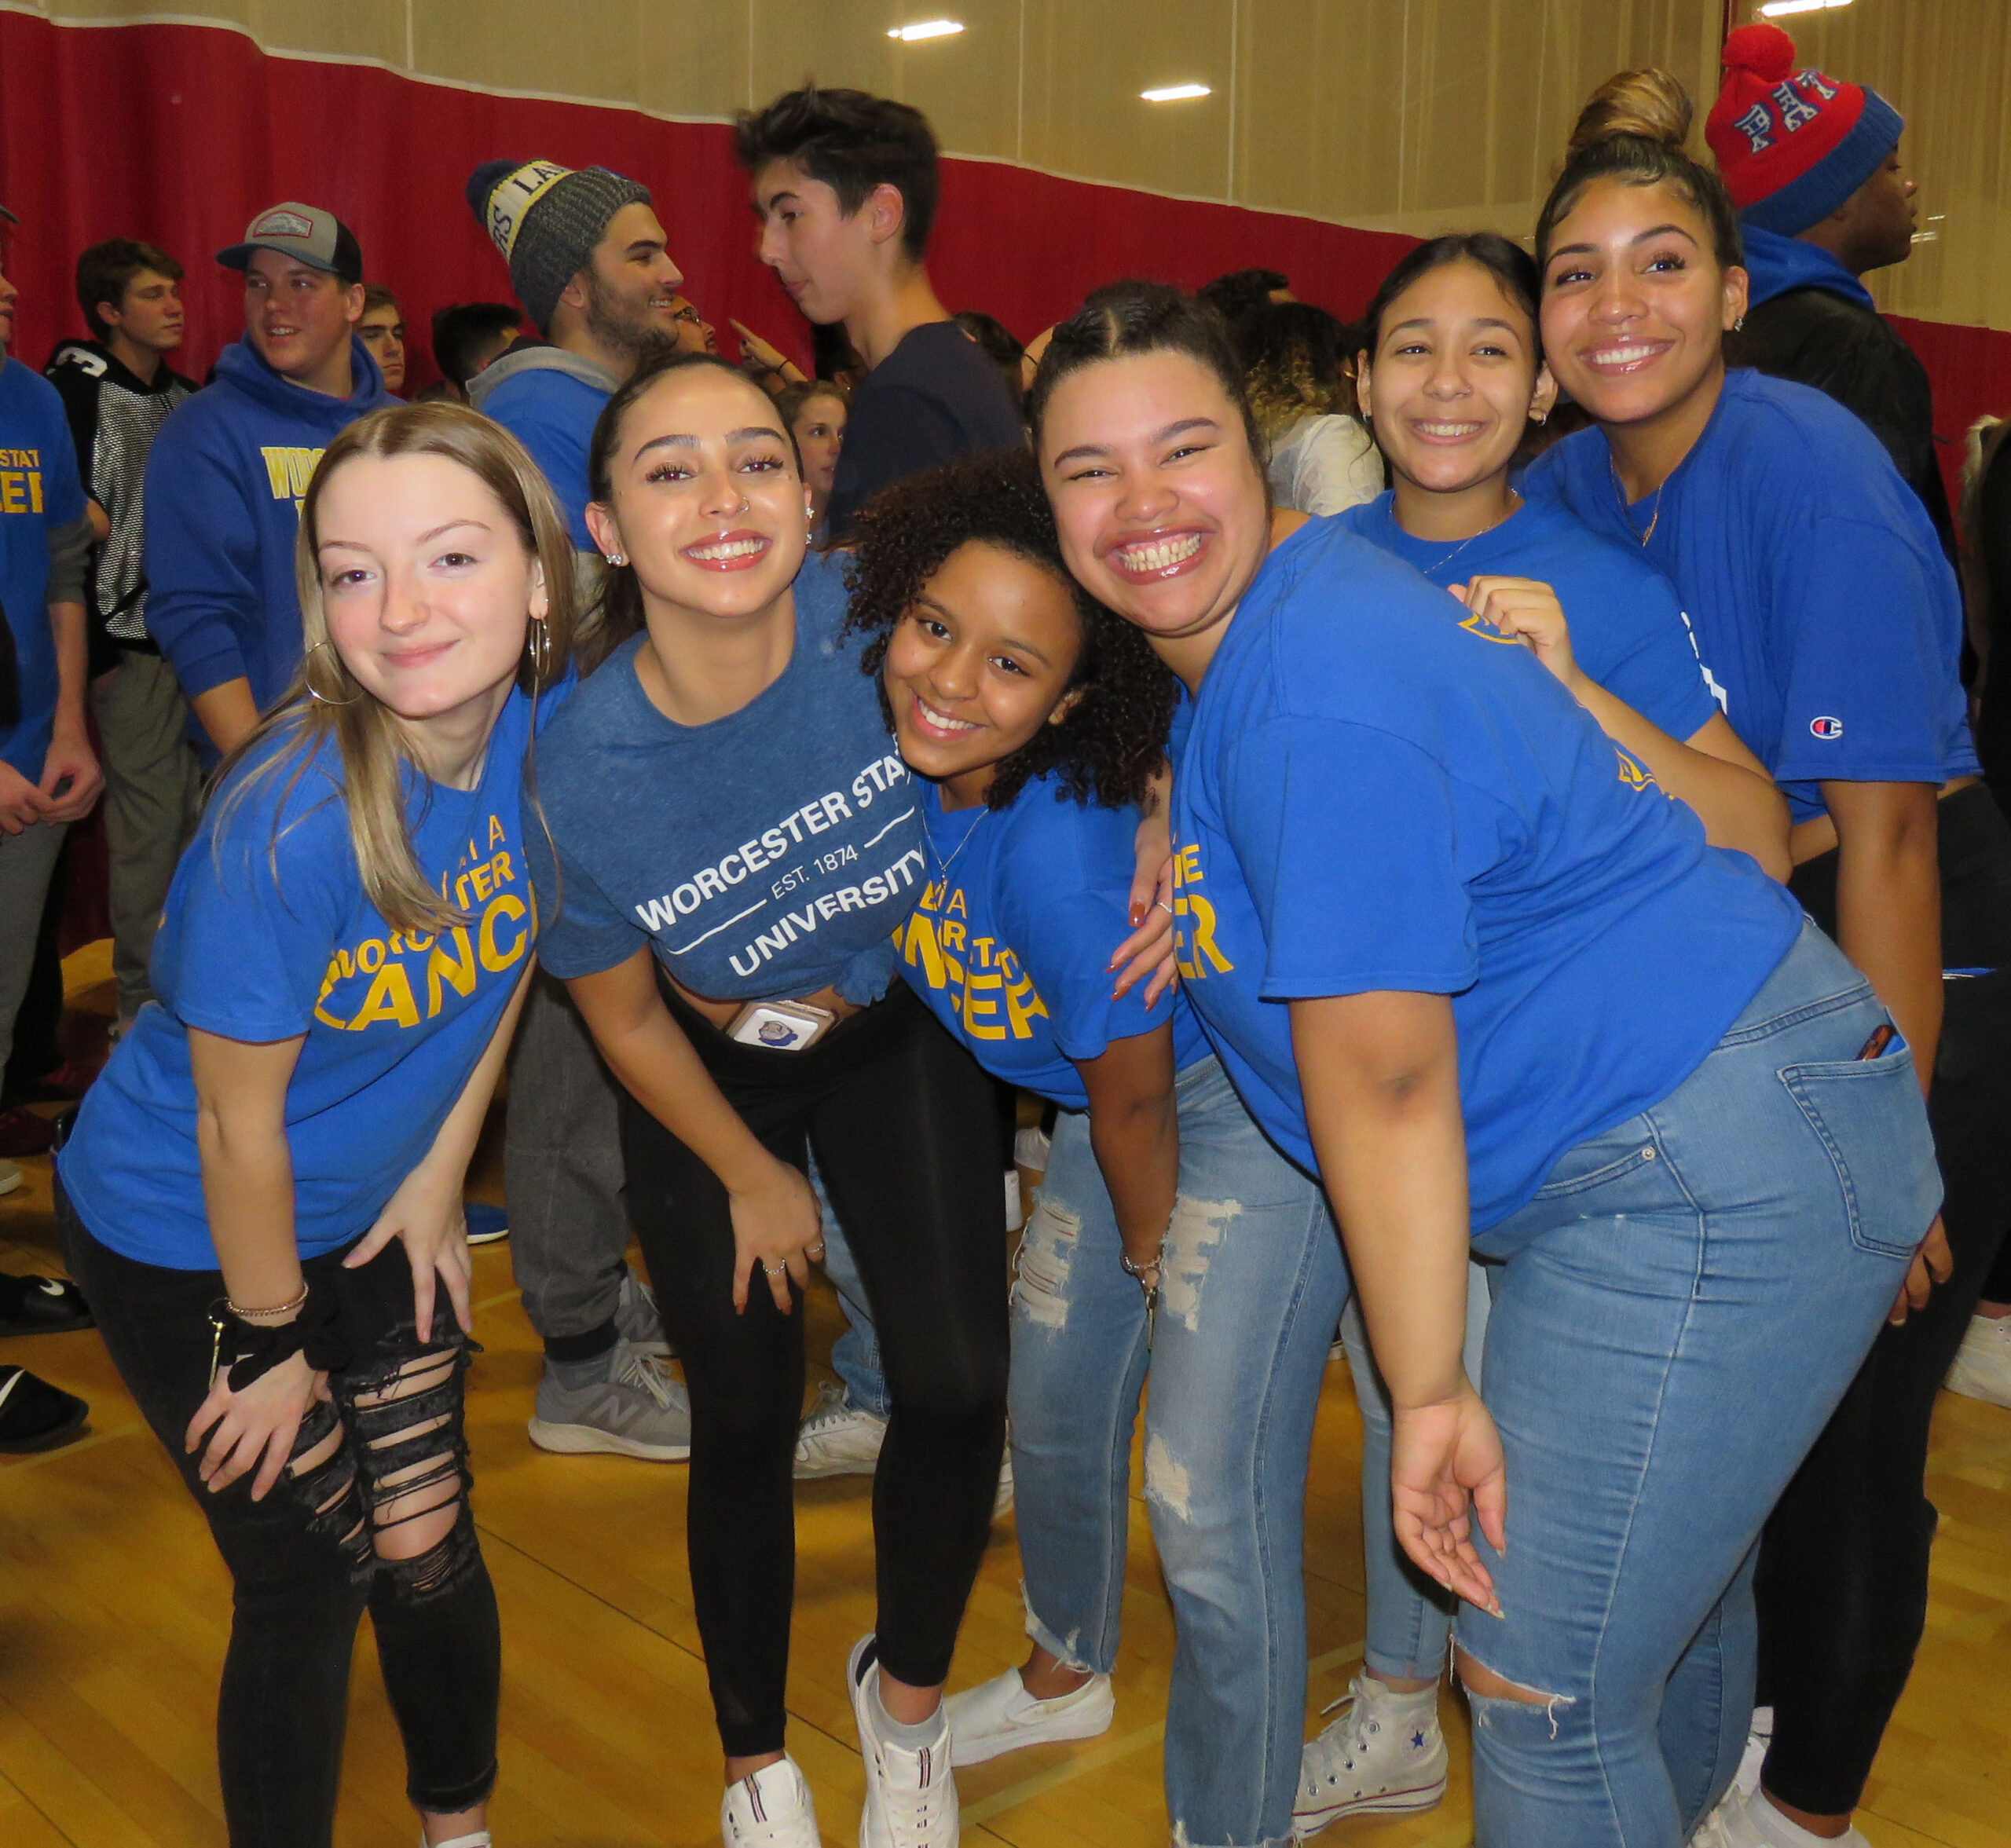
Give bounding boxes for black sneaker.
[0,1272,93,1336]
[0,1367,89,1452]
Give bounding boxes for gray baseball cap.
[217,201,363,284]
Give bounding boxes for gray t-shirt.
[527,551,926,1003]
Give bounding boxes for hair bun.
[1721,22,1797,83]
[1567,68,1694,158]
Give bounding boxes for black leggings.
[1758,783,2011,1813]
[59,1189,500,1846]
[620,979,1008,1758]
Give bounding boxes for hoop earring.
[1533,408,1549,425]
[303,639,361,707]
[526,614,552,680]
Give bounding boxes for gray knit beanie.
[466,159,653,334]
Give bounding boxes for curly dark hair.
[843,448,1175,814]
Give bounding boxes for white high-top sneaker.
[1291,1672,1448,1838]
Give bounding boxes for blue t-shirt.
[1525,368,1976,822]
[1336,491,1719,745]
[0,357,88,778]
[896,776,1211,1108]
[1171,518,1802,1231]
[60,683,552,1268]
[529,551,925,1001]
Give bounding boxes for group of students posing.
[46,49,2007,1848]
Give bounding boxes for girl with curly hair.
[1233,299,1383,516]
[844,446,1350,1848]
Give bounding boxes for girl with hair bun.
[1031,276,1936,1848]
[57,401,578,1848]
[1527,66,2011,1848]
[1286,227,1793,1839]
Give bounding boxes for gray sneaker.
[528,1339,690,1461]
[614,1269,673,1358]
[793,1380,888,1479]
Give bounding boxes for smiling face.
[314,452,544,737]
[244,249,364,389]
[884,540,1084,807]
[1039,349,1270,672]
[357,302,406,391]
[586,364,807,622]
[1357,259,1555,499]
[789,390,848,497]
[753,159,884,328]
[577,203,685,362]
[668,295,717,357]
[1539,177,1746,432]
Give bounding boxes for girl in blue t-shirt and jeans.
[1031,280,1940,1848]
[57,404,576,1848]
[1524,70,2011,1848]
[841,448,1349,1847]
[1302,227,1796,1835]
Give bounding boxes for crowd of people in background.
[0,16,2008,1848]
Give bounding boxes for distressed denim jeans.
[1456,921,1939,1847]
[1009,1054,1347,1848]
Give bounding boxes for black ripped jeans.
[620,979,1008,1759]
[59,1187,500,1847]
[1756,783,2011,1813]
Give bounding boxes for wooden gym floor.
[0,946,2002,1847]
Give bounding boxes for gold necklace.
[1611,458,1667,547]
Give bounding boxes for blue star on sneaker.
[1411,1729,1427,1750]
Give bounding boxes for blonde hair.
[214,401,577,936]
[1537,68,1744,275]
[1566,68,1693,159]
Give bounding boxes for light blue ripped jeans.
[1340,1261,1493,1685]
[1010,1054,1348,1848]
[1456,921,1938,1847]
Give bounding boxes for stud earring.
[605,552,627,566]
[1732,314,1745,333]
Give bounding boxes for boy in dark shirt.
[46,239,198,1034]
[737,84,1022,541]
[1709,23,1954,558]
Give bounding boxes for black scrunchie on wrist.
[225,1288,350,1391]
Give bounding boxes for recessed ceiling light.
[888,19,964,40]
[1757,0,1850,17]
[1141,83,1212,102]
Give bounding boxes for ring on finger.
[806,1242,826,1259]
[1156,899,1174,914]
[763,1262,787,1277]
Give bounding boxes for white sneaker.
[1946,1312,2011,1408]
[722,1756,821,1848]
[944,1665,1114,1766]
[1690,1785,1870,1848]
[794,1381,888,1479]
[849,1637,958,1848]
[1292,1674,1447,1837]
[0,1160,20,1198]
[1734,1705,1772,1799]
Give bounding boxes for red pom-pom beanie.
[1705,24,1903,236]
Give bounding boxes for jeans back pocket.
[1778,1048,1940,1259]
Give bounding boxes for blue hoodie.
[144,333,395,756]
[1740,224,1877,313]
[466,342,617,550]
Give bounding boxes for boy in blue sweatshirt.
[461,156,687,1462]
[142,201,394,761]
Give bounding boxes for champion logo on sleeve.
[1810,715,1845,740]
